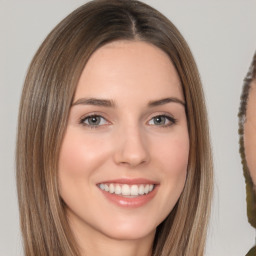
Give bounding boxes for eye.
[148,115,176,127]
[80,115,109,128]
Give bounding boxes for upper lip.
[97,178,158,185]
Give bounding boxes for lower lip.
[99,186,158,208]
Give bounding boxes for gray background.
[1,0,256,255]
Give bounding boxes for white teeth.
[138,185,144,195]
[122,184,130,196]
[99,183,155,196]
[115,185,121,195]
[109,184,115,193]
[144,184,149,194]
[130,185,139,196]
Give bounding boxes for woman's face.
[244,80,256,185]
[58,41,189,244]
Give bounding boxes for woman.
[238,51,256,256]
[16,0,213,255]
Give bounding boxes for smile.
[98,183,155,197]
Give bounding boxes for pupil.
[155,116,164,125]
[89,116,100,125]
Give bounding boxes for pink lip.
[98,178,158,185]
[97,178,159,208]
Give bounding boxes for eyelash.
[79,114,109,128]
[79,114,177,129]
[148,115,177,128]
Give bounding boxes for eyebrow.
[71,97,185,108]
[148,97,185,107]
[72,98,115,107]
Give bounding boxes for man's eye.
[80,115,108,127]
[148,115,176,127]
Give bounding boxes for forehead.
[74,40,184,102]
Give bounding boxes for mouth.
[97,179,158,208]
[98,183,155,197]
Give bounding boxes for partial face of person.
[244,80,256,185]
[58,41,189,245]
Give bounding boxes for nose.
[113,125,150,167]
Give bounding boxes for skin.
[58,40,189,256]
[244,79,256,185]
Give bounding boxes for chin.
[102,226,156,241]
[94,214,159,242]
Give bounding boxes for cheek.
[58,128,112,196]
[59,129,109,173]
[244,123,256,185]
[154,133,190,177]
[150,130,189,218]
[244,83,256,184]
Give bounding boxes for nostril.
[114,146,150,167]
[113,129,150,167]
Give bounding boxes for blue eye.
[80,115,108,127]
[148,115,176,127]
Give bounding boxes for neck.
[79,236,154,256]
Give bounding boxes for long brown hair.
[16,1,213,255]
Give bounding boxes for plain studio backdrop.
[1,1,255,255]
